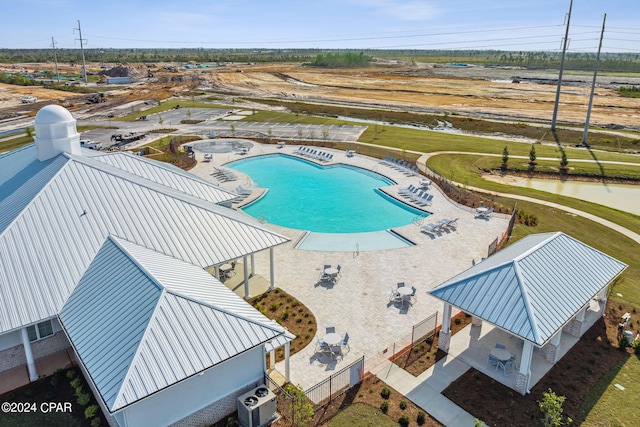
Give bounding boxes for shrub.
[380,401,389,413]
[454,318,462,325]
[85,404,99,419]
[45,391,57,399]
[399,414,410,427]
[77,392,91,406]
[417,411,426,425]
[24,388,36,398]
[70,377,82,390]
[50,376,59,388]
[281,310,289,321]
[618,334,630,349]
[539,388,572,427]
[380,387,391,399]
[91,417,102,427]
[399,400,407,410]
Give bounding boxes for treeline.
[310,52,373,68]
[2,48,640,72]
[382,49,640,72]
[0,48,317,64]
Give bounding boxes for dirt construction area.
[2,61,640,131]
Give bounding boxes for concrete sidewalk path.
[375,355,477,427]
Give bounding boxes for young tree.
[230,124,236,137]
[539,388,572,426]
[559,148,568,169]
[284,384,314,427]
[502,146,509,169]
[529,145,537,164]
[158,115,164,126]
[321,129,329,140]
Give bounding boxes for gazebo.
[428,232,627,394]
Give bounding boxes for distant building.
[106,76,132,84]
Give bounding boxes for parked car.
[21,96,37,103]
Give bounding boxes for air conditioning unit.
[237,385,277,427]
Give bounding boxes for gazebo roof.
[429,232,626,346]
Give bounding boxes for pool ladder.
[413,214,428,226]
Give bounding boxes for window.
[26,320,54,342]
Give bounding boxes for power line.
[74,20,88,83]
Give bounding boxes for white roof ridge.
[0,154,70,240]
[513,231,561,262]
[511,260,543,344]
[110,236,286,335]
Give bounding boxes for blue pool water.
[227,154,427,233]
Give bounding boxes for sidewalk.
[375,355,477,427]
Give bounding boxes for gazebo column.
[243,255,250,300]
[269,349,275,371]
[21,328,38,381]
[543,331,562,363]
[564,305,587,338]
[214,265,220,281]
[597,288,607,315]
[250,254,255,277]
[472,316,483,327]
[515,341,534,395]
[438,303,452,352]
[284,341,291,382]
[269,248,275,290]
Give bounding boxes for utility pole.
[74,20,88,83]
[551,0,573,132]
[51,37,60,83]
[582,14,607,147]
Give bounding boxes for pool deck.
[189,142,510,390]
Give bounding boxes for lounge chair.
[277,141,285,148]
[203,153,212,162]
[420,223,441,234]
[235,185,252,196]
[398,184,415,195]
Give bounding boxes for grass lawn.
[327,403,397,427]
[580,354,640,426]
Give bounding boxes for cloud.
[352,0,440,21]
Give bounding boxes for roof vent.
[34,105,81,161]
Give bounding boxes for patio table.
[476,206,488,214]
[490,347,511,361]
[323,333,342,346]
[324,267,339,276]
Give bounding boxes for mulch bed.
[442,303,637,426]
[391,312,473,376]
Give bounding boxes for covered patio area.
[429,232,626,394]
[447,297,604,390]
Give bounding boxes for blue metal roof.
[59,237,287,412]
[429,232,627,346]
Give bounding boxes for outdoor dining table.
[396,287,413,306]
[323,333,342,346]
[490,347,511,362]
[324,267,339,276]
[219,263,233,278]
[476,206,488,214]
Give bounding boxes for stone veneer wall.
[563,318,584,338]
[169,381,262,427]
[542,343,559,364]
[438,330,451,352]
[0,332,71,373]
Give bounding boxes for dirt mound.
[99,65,146,79]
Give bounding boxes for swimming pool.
[227,154,428,234]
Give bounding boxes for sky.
[1,0,639,52]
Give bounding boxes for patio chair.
[390,287,401,302]
[495,343,506,349]
[315,337,329,353]
[326,327,335,334]
[330,345,343,360]
[410,286,417,303]
[502,354,517,376]
[341,333,350,352]
[486,353,500,371]
[397,282,405,288]
[420,223,440,235]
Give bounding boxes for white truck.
[80,139,103,150]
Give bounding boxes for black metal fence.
[264,373,295,426]
[304,356,365,409]
[411,311,438,348]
